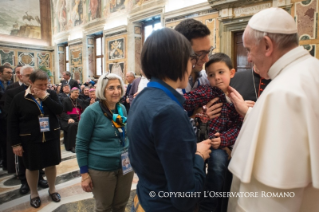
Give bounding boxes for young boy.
[183,53,243,211]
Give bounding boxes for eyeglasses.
[105,85,122,91]
[194,46,215,60]
[22,74,31,77]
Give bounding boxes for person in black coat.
[78,86,90,101]
[59,71,79,93]
[58,84,70,102]
[7,65,23,90]
[4,66,49,194]
[8,70,63,208]
[230,65,271,102]
[0,65,13,170]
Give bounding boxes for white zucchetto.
[248,7,297,34]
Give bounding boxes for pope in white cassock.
[227,7,319,212]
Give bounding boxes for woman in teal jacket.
[76,73,133,212]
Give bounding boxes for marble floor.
[0,140,139,212]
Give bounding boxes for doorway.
[233,31,253,72]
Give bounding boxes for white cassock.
[228,46,319,212]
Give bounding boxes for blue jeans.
[200,149,229,212]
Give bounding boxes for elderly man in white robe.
[227,7,319,212]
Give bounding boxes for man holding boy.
[228,8,319,211]
[175,19,222,120]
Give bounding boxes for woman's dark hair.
[29,70,48,83]
[141,28,192,81]
[174,19,211,43]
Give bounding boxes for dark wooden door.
[234,31,253,72]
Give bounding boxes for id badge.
[39,116,50,132]
[121,151,133,175]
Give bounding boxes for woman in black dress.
[8,70,63,208]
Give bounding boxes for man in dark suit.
[59,71,79,93]
[128,77,141,105]
[7,65,23,90]
[122,71,135,113]
[58,84,70,102]
[4,66,49,195]
[0,65,13,170]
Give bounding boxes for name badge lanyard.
[147,81,183,108]
[30,96,44,115]
[117,127,126,148]
[30,96,48,141]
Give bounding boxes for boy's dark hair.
[29,70,48,83]
[0,65,13,74]
[205,53,233,70]
[174,19,210,43]
[141,28,192,81]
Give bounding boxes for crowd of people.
[0,7,318,212]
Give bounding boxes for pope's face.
[243,28,271,79]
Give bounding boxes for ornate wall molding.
[0,41,54,51]
[129,6,164,23]
[104,25,128,38]
[208,0,268,10]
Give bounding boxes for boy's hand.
[211,132,221,149]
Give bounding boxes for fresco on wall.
[108,38,125,60]
[57,0,68,32]
[110,0,126,13]
[38,53,50,67]
[0,0,41,39]
[134,0,149,6]
[0,50,15,66]
[70,48,82,66]
[71,0,84,26]
[88,0,101,20]
[109,62,124,79]
[295,0,318,40]
[18,52,35,66]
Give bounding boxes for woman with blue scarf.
[76,73,133,212]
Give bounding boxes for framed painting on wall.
[18,52,35,66]
[0,50,15,66]
[70,48,82,66]
[108,38,125,60]
[37,53,50,67]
